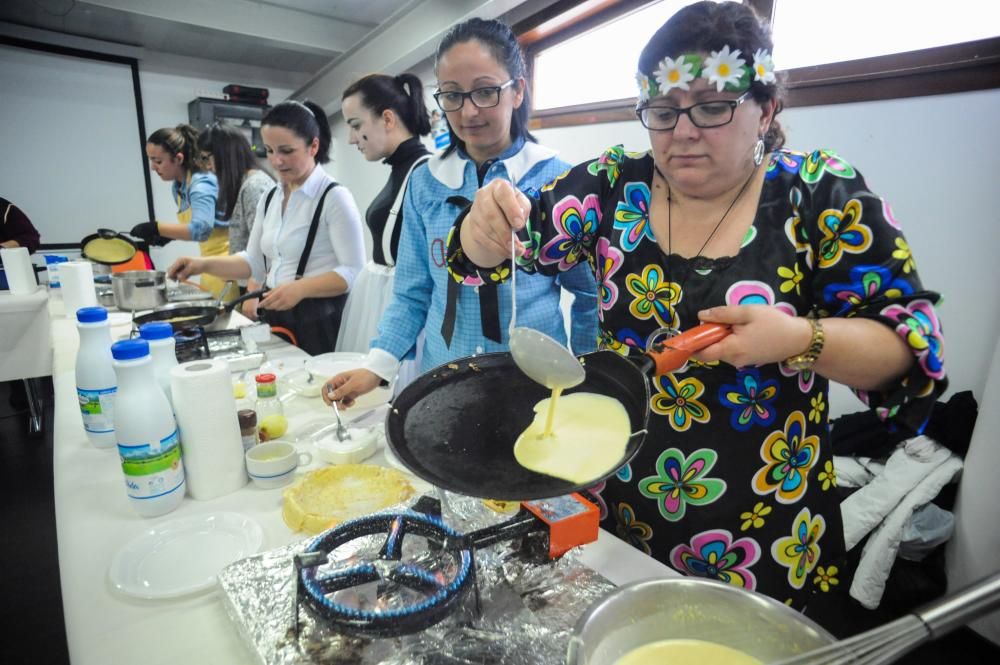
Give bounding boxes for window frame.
[516,0,1000,130]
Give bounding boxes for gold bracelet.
[782,317,824,371]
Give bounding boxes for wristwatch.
[782,317,824,371]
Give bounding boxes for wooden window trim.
[519,0,1000,130]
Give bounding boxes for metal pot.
[565,577,836,664]
[91,262,113,277]
[95,284,116,308]
[110,270,168,311]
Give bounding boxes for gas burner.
[173,327,264,371]
[293,493,599,638]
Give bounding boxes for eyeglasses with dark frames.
[636,91,752,131]
[434,79,516,112]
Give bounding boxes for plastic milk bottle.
[139,321,178,410]
[75,306,116,448]
[111,339,185,517]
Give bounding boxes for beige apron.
[175,177,233,301]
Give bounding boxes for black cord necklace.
[654,163,758,290]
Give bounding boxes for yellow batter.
[514,392,630,483]
[615,639,762,665]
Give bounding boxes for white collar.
[427,141,559,190]
[287,164,329,200]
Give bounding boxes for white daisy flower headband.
[636,46,776,102]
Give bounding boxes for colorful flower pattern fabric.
[447,146,946,608]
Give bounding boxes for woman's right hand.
[460,178,533,267]
[322,369,382,408]
[240,296,259,321]
[167,256,205,282]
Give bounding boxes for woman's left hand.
[258,281,305,311]
[695,305,813,368]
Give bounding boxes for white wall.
[138,51,303,270]
[327,60,439,258]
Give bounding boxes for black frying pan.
[385,351,650,501]
[133,287,267,331]
[80,228,142,265]
[384,323,730,501]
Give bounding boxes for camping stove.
[293,493,600,639]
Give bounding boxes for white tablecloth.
[49,300,676,665]
[0,287,51,381]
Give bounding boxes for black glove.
[130,221,160,241]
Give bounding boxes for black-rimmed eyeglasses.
[433,79,516,112]
[636,91,752,131]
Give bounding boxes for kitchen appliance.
[172,327,264,373]
[219,491,617,664]
[292,492,599,638]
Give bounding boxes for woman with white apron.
[133,124,232,300]
[336,73,432,388]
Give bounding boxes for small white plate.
[108,512,264,600]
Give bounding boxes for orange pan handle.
[647,323,731,375]
[268,325,299,347]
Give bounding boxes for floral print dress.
[448,146,947,608]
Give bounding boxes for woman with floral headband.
[447,0,946,612]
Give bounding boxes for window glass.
[533,0,698,110]
[771,0,1000,70]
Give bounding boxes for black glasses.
[433,79,516,112]
[637,91,751,131]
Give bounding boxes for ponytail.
[147,123,207,172]
[342,72,432,137]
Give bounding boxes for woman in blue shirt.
[133,123,231,299]
[323,17,599,406]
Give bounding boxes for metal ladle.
[505,178,586,391]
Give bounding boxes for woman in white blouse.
[169,100,365,355]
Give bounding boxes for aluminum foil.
[219,492,614,664]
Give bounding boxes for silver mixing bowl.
[566,577,836,664]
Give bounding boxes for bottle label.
[118,430,185,501]
[256,382,277,398]
[241,433,256,452]
[77,387,116,434]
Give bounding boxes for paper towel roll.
[58,261,98,318]
[0,247,38,295]
[170,359,247,500]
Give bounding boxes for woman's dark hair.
[434,17,537,157]
[197,123,259,220]
[147,124,207,172]
[342,73,432,137]
[261,100,332,164]
[639,1,786,150]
